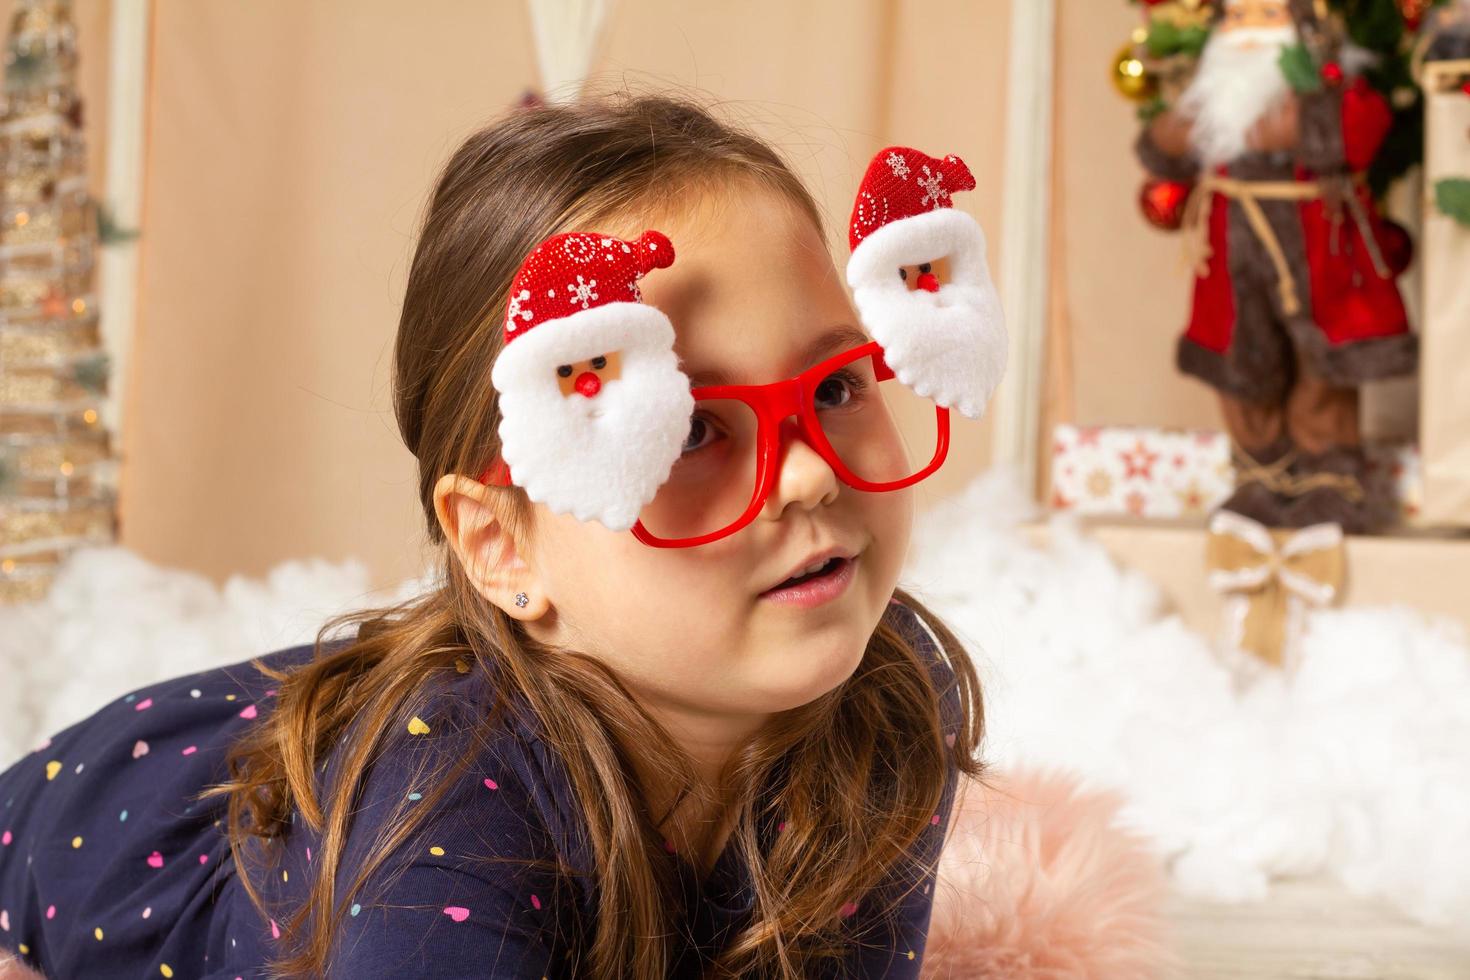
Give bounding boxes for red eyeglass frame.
[478,340,951,548]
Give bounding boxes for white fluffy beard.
[495,343,694,532]
[1178,24,1298,168]
[850,273,1007,421]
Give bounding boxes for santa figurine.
[490,229,694,531]
[845,146,1007,421]
[1136,0,1417,534]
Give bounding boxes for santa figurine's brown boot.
[1216,435,1296,528]
[1278,445,1377,534]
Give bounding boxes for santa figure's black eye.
[590,356,607,370]
[919,262,932,274]
[556,364,573,378]
[898,268,908,281]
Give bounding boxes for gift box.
[1049,424,1422,526]
[1049,424,1232,519]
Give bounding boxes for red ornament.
[1462,81,1470,97]
[1139,178,1193,231]
[1377,219,1414,277]
[1321,62,1344,86]
[1397,0,1430,31]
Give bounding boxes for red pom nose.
[917,272,940,293]
[574,371,602,398]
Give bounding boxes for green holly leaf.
[72,352,111,394]
[0,448,18,498]
[1144,18,1209,59]
[94,199,140,247]
[1436,179,1470,228]
[1178,26,1210,58]
[5,49,45,87]
[1146,20,1182,57]
[1137,97,1169,124]
[1278,43,1323,93]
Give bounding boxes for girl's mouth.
[758,555,857,608]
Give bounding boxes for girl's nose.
[761,421,839,519]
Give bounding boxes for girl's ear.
[432,473,549,620]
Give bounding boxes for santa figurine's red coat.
[1142,76,1418,403]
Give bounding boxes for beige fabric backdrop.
[1053,0,1217,433]
[116,0,1013,589]
[61,0,1243,591]
[1419,62,1470,525]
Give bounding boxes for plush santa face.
[845,207,1007,420]
[1178,0,1298,168]
[490,302,694,531]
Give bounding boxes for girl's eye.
[813,370,867,410]
[556,364,573,378]
[682,414,719,454]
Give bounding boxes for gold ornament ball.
[1111,42,1158,103]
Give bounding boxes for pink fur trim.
[922,767,1181,978]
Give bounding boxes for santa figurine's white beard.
[494,342,693,532]
[1178,24,1299,169]
[850,274,1007,421]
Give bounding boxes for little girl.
[0,91,986,979]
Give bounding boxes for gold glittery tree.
[0,0,120,604]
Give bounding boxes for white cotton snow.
[0,545,438,766]
[902,465,1470,938]
[1,468,1467,937]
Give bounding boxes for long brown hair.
[197,86,989,979]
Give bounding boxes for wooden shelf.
[1021,517,1470,641]
[1161,873,1470,979]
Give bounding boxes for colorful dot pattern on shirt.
[0,602,955,977]
[0,647,314,977]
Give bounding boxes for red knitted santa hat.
[849,147,975,251]
[493,229,677,395]
[846,147,985,292]
[502,229,673,344]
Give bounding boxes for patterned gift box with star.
[1049,424,1422,525]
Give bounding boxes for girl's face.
[520,183,916,749]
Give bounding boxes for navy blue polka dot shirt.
[0,601,961,978]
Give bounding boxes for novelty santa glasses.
[481,338,950,548]
[479,144,1006,548]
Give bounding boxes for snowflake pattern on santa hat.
[849,147,976,252]
[503,230,671,342]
